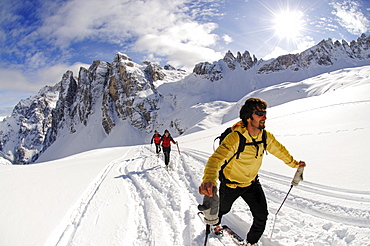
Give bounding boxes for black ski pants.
[162,146,171,166]
[154,143,161,154]
[218,180,268,244]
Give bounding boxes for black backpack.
[214,127,267,183]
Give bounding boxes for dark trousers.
[154,143,161,154]
[218,180,268,244]
[162,146,171,166]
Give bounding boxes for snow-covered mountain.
[1,63,369,246]
[194,33,370,82]
[0,34,369,164]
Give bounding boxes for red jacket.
[151,134,162,144]
[161,135,176,147]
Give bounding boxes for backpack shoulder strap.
[219,130,244,181]
[235,131,246,159]
[214,127,232,144]
[262,129,267,150]
[245,129,268,158]
[222,130,245,165]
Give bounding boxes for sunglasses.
[253,110,267,116]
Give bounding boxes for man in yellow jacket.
[199,98,306,245]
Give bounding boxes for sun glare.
[274,11,303,39]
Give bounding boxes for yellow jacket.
[202,121,300,188]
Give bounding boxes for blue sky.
[0,0,369,117]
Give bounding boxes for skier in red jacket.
[151,130,162,154]
[160,129,177,167]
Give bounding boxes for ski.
[221,225,245,245]
[198,212,246,246]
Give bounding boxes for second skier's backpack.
[214,127,267,183]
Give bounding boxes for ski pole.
[204,224,210,246]
[176,142,181,155]
[270,167,304,239]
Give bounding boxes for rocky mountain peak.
[193,34,370,81]
[236,51,257,70]
[144,62,166,82]
[1,34,369,164]
[0,53,174,163]
[193,49,259,81]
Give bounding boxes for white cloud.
[0,66,36,117]
[5,0,224,71]
[35,0,210,48]
[35,62,89,86]
[0,90,34,117]
[133,21,223,70]
[166,46,223,71]
[331,1,370,35]
[142,53,163,65]
[0,68,33,91]
[263,46,289,60]
[296,36,315,52]
[263,36,315,60]
[0,62,89,117]
[222,34,233,44]
[0,62,88,92]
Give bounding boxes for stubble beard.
[258,121,265,130]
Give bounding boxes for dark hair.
[239,98,267,125]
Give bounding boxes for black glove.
[198,186,219,225]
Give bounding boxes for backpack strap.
[219,131,245,183]
[235,131,246,159]
[249,137,260,158]
[245,129,267,158]
[213,127,232,151]
[222,131,246,163]
[262,129,267,152]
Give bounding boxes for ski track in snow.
[51,150,131,246]
[52,145,208,246]
[259,171,370,227]
[50,145,370,246]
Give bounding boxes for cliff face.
[100,54,164,134]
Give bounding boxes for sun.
[273,11,304,40]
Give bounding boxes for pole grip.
[291,167,304,186]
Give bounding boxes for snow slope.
[1,66,370,246]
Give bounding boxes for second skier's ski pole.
[270,167,304,239]
[176,142,181,155]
